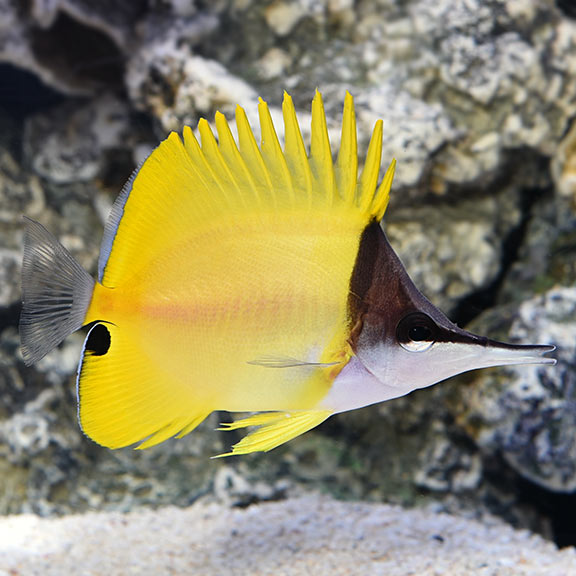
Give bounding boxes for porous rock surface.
[1,495,575,576]
[457,287,576,493]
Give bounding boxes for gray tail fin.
[20,217,95,366]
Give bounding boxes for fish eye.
[397,313,437,352]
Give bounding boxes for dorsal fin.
[98,91,396,288]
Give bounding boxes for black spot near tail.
[86,323,111,356]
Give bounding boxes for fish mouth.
[482,340,557,367]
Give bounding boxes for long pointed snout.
[428,327,558,377]
[478,339,556,368]
[352,312,557,399]
[433,324,557,374]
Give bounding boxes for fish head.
[354,307,556,394]
[343,222,556,402]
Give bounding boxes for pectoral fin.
[247,355,340,369]
[215,410,332,457]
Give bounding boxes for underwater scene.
[0,0,576,573]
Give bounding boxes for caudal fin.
[20,217,94,365]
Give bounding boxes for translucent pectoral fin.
[214,410,332,457]
[247,355,340,369]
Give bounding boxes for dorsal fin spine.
[336,91,358,205]
[282,92,313,207]
[181,127,218,197]
[374,159,396,221]
[214,111,258,202]
[188,121,232,204]
[235,104,272,205]
[310,90,336,208]
[198,118,244,207]
[258,98,294,207]
[357,119,383,215]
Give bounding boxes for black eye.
[397,313,437,352]
[409,325,433,342]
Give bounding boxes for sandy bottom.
[0,495,574,575]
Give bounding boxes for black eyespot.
[85,323,111,356]
[397,313,437,352]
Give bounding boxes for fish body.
[20,92,555,456]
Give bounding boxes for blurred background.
[0,0,575,547]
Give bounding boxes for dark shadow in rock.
[556,0,576,19]
[30,11,125,93]
[0,63,66,118]
[517,475,576,548]
[451,167,553,328]
[0,63,66,157]
[0,302,21,335]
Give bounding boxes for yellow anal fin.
[77,322,211,450]
[215,410,332,457]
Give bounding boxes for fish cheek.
[85,323,111,356]
[349,313,394,360]
[349,317,391,384]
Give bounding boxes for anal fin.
[215,410,332,457]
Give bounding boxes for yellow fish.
[20,91,555,456]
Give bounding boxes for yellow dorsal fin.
[357,119,383,213]
[235,104,272,201]
[310,90,336,206]
[197,118,243,203]
[214,410,332,457]
[282,92,313,204]
[336,91,358,204]
[374,158,397,222]
[214,110,257,200]
[258,98,294,205]
[183,123,230,203]
[98,91,395,288]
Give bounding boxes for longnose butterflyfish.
[20,91,556,457]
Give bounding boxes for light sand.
[0,495,574,575]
